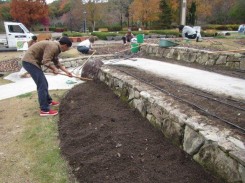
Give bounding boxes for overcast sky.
[46,0,54,4]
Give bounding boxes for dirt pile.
[58,81,222,183]
[81,59,104,79]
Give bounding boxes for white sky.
[46,0,54,4]
[1,58,245,101]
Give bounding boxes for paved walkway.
[0,72,82,100]
[106,58,245,101]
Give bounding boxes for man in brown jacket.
[21,37,72,116]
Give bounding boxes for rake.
[72,50,97,77]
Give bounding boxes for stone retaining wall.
[59,52,245,182]
[140,44,245,70]
[98,66,245,183]
[60,54,115,69]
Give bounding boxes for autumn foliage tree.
[10,0,49,29]
[129,0,160,29]
[0,2,11,21]
[44,0,245,31]
[193,0,237,24]
[86,1,104,32]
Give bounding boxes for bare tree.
[107,0,133,28]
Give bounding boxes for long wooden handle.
[78,50,97,71]
[57,72,92,81]
[44,65,92,81]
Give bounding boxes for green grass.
[16,90,74,183]
[17,92,33,98]
[21,116,70,183]
[216,32,245,39]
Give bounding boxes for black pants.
[22,61,52,112]
[122,36,131,44]
[185,33,197,39]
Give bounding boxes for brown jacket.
[22,40,62,69]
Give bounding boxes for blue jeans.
[185,33,197,39]
[22,61,52,112]
[77,46,89,54]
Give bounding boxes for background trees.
[111,0,133,29]
[86,0,104,31]
[10,0,49,29]
[61,0,83,31]
[0,2,11,21]
[129,0,160,29]
[229,0,245,23]
[0,0,244,32]
[187,1,196,26]
[159,0,172,29]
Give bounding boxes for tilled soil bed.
[58,81,223,183]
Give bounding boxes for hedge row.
[62,26,239,40]
[91,32,119,40]
[202,24,239,31]
[39,24,240,33]
[39,27,68,32]
[62,31,88,37]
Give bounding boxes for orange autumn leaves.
[129,0,237,25]
[10,0,48,29]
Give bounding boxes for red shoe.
[49,101,60,106]
[40,109,58,116]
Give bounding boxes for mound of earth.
[59,48,82,58]
[58,81,223,183]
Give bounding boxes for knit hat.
[59,36,72,47]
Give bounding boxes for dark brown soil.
[110,64,245,135]
[58,42,245,182]
[1,40,243,182]
[58,81,224,183]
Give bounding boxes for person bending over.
[77,36,95,54]
[179,25,197,39]
[238,24,245,34]
[21,37,73,116]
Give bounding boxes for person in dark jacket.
[122,31,134,45]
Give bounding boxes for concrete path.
[106,58,245,101]
[0,72,82,100]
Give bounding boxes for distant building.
[82,0,108,3]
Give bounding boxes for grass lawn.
[0,90,76,183]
